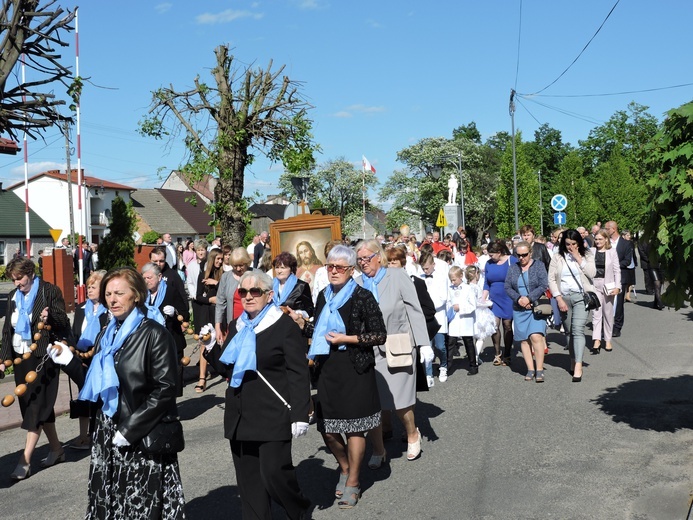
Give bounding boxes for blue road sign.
[550,194,568,212]
[553,212,566,225]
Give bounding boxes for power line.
[515,97,543,126]
[514,0,523,91]
[520,95,603,126]
[520,81,693,98]
[522,0,621,96]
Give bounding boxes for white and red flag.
[362,155,376,173]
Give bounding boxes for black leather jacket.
[65,317,179,445]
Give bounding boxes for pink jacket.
[590,247,621,287]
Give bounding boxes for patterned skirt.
[86,412,186,519]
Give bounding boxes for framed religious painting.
[269,215,342,291]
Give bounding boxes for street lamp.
[431,152,465,230]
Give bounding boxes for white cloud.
[332,104,386,118]
[366,18,382,29]
[332,111,352,118]
[196,9,264,25]
[293,0,329,10]
[155,3,172,14]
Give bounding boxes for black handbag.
[140,415,185,455]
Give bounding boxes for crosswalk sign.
[436,209,447,227]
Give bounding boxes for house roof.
[249,203,287,222]
[6,169,135,191]
[163,170,215,202]
[0,190,52,236]
[130,189,213,235]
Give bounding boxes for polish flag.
[362,155,376,173]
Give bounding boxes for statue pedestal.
[444,204,460,236]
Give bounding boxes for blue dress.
[512,273,547,341]
[484,257,518,320]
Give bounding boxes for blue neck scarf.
[219,303,276,388]
[145,279,167,325]
[14,276,39,341]
[361,267,387,303]
[273,273,298,306]
[79,308,145,417]
[76,300,107,351]
[308,278,357,359]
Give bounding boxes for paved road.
[0,285,692,519]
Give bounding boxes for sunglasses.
[238,287,268,298]
[356,252,378,264]
[326,264,352,273]
[517,252,530,258]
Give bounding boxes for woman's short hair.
[100,267,148,311]
[385,245,407,267]
[194,239,209,250]
[487,239,510,255]
[5,258,36,279]
[465,265,479,282]
[558,229,587,257]
[519,225,536,235]
[355,239,387,267]
[229,247,252,266]
[141,262,161,277]
[514,241,533,254]
[327,245,357,266]
[238,269,273,292]
[596,229,612,249]
[324,240,343,258]
[86,269,107,287]
[272,252,298,274]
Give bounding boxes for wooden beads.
[14,384,27,396]
[177,314,184,322]
[202,333,211,342]
[30,343,37,351]
[25,371,37,384]
[182,322,190,329]
[2,395,15,407]
[22,352,32,360]
[37,321,45,330]
[181,356,191,366]
[33,332,42,341]
[4,359,13,367]
[186,328,194,335]
[13,357,22,366]
[193,334,200,341]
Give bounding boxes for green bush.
[142,230,161,244]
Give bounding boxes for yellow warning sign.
[49,229,63,243]
[436,209,447,228]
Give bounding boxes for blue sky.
[2,0,692,203]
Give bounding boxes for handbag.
[384,333,413,368]
[566,260,601,312]
[140,415,185,455]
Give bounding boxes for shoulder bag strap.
[565,260,585,294]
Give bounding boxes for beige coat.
[548,251,597,296]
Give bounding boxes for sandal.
[194,377,207,393]
[524,370,535,381]
[493,355,502,366]
[535,370,545,383]
[338,485,361,509]
[406,428,422,461]
[367,451,387,470]
[335,471,349,498]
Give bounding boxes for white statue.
[447,174,458,205]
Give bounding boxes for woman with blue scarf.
[204,270,311,520]
[289,245,386,509]
[68,269,109,450]
[1,257,71,481]
[48,267,185,518]
[271,251,314,318]
[142,262,189,396]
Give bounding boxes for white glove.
[419,345,435,365]
[199,324,216,351]
[291,421,309,439]
[112,431,130,447]
[48,341,74,366]
[162,305,175,317]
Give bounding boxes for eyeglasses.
[238,287,268,298]
[356,252,378,264]
[517,252,530,258]
[326,264,352,273]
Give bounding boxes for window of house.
[0,240,5,264]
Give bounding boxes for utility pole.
[510,89,519,233]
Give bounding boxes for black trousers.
[231,439,310,520]
[614,285,626,332]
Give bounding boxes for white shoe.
[426,375,435,388]
[438,367,448,383]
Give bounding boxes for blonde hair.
[596,229,612,249]
[448,266,464,282]
[465,265,480,283]
[355,239,388,268]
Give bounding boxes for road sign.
[550,194,568,211]
[436,209,448,227]
[553,212,566,225]
[49,229,63,243]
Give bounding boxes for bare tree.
[140,44,316,247]
[0,0,76,141]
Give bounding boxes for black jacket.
[411,276,440,340]
[64,317,179,445]
[278,278,315,318]
[204,312,310,442]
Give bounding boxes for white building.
[8,169,135,245]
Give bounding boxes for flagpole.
[21,54,31,258]
[362,164,366,239]
[75,7,86,304]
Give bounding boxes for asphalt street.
[0,286,692,519]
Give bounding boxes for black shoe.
[467,366,479,376]
[572,374,582,382]
[654,302,665,310]
[612,329,621,338]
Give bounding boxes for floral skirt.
[86,412,186,519]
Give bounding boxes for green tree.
[644,100,693,308]
[550,151,598,229]
[140,45,318,247]
[594,148,647,231]
[278,157,378,237]
[496,133,540,237]
[98,196,136,271]
[452,121,482,144]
